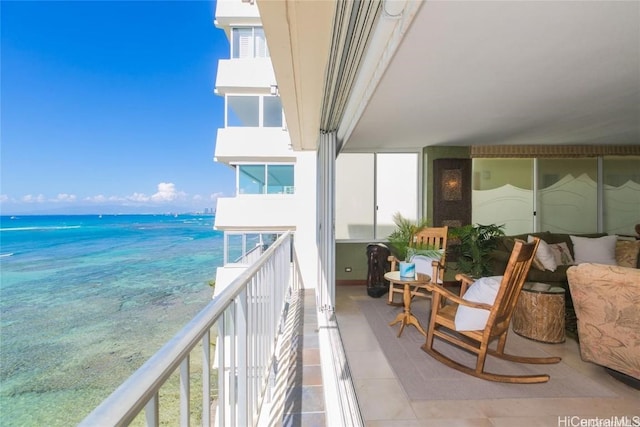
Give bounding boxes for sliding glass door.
[472,156,640,236]
[335,152,420,240]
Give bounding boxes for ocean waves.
[0,225,82,232]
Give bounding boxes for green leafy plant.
[387,212,442,261]
[450,223,505,278]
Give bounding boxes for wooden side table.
[384,271,431,337]
[512,282,566,343]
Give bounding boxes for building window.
[227,96,259,127]
[267,165,294,194]
[238,164,295,195]
[232,27,269,59]
[263,96,283,127]
[226,95,282,128]
[238,164,266,194]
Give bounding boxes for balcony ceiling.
[261,1,640,151]
[344,1,640,151]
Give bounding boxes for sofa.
[489,232,640,304]
[567,263,640,385]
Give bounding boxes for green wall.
[336,242,370,280]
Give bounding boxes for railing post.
[146,393,159,427]
[202,330,211,427]
[237,289,248,427]
[180,356,190,427]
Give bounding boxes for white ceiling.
[343,1,640,151]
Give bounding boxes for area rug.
[356,298,617,400]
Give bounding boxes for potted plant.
[449,223,505,278]
[387,213,442,278]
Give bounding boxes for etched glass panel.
[538,159,597,233]
[472,159,533,235]
[603,156,640,235]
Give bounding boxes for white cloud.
[84,195,124,203]
[53,193,76,202]
[150,182,186,202]
[85,195,107,203]
[2,182,201,213]
[128,192,150,202]
[21,194,46,203]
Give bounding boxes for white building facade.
[212,0,318,295]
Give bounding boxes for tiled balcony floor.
[279,289,326,427]
[334,285,640,426]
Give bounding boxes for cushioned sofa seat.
[489,231,608,294]
[524,264,572,283]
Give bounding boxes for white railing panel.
[79,232,297,427]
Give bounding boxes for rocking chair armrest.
[455,273,474,285]
[426,283,494,311]
[455,273,475,296]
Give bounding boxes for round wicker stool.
[512,282,565,343]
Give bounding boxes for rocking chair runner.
[387,226,448,306]
[421,237,562,384]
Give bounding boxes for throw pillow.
[615,240,640,268]
[570,235,617,265]
[527,235,557,272]
[548,242,575,266]
[410,255,442,284]
[454,276,502,331]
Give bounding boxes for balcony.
[214,196,296,231]
[81,232,638,426]
[214,127,292,165]
[215,59,275,94]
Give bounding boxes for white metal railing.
[80,232,299,426]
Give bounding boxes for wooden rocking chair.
[387,226,448,306]
[421,237,562,383]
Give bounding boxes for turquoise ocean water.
[0,214,223,426]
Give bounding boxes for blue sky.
[1,0,234,214]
